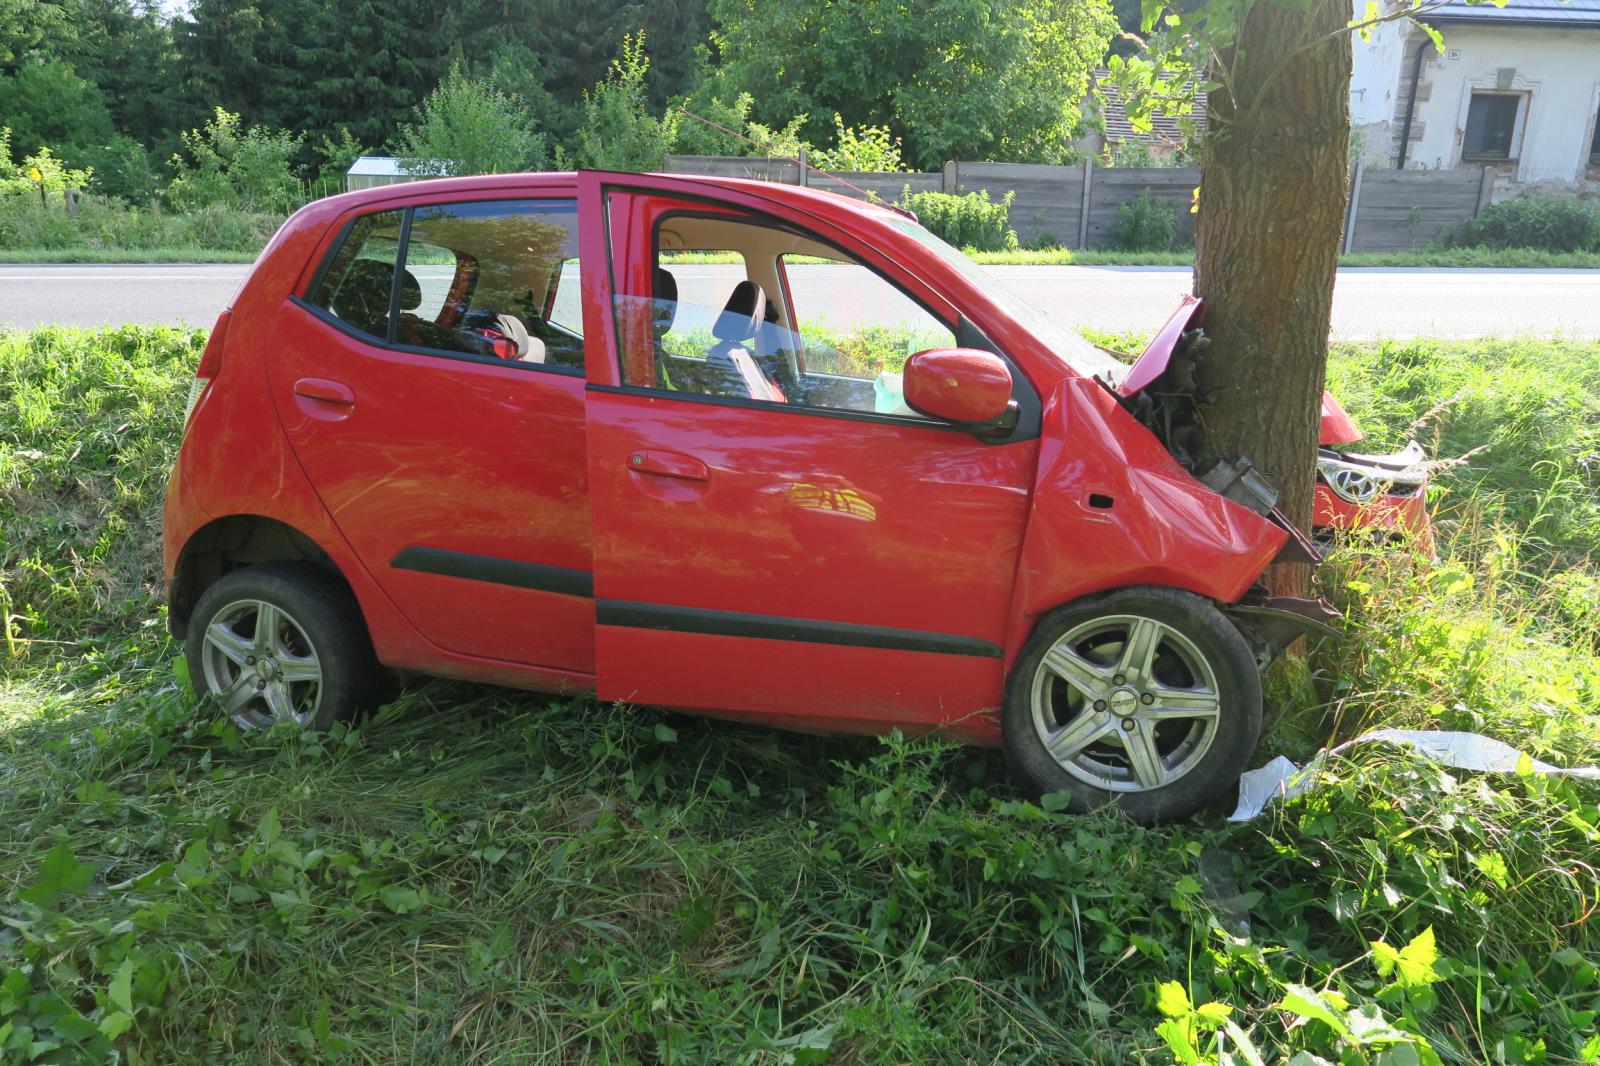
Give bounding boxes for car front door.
[579,173,1040,734]
[269,189,594,676]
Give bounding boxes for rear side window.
[308,210,404,341]
[308,199,583,370]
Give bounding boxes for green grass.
[3,329,1599,1063]
[0,197,281,260]
[0,247,259,264]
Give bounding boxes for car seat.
[706,281,786,403]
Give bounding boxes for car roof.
[311,170,911,227]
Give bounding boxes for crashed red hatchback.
[165,171,1345,822]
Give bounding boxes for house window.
[1463,92,1522,160]
[1591,105,1600,163]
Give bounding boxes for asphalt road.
[3,262,1598,339]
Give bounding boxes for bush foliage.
[1107,188,1180,251]
[393,65,546,179]
[899,187,1019,252]
[3,327,1599,1061]
[1454,195,1600,253]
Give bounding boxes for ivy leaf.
[20,841,95,910]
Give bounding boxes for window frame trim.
[1461,90,1525,163]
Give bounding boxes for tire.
[184,562,383,731]
[1003,586,1261,824]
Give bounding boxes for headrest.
[333,258,397,334]
[653,267,678,336]
[398,267,422,311]
[712,280,767,342]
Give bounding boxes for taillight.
[186,309,231,422]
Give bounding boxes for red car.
[165,171,1343,823]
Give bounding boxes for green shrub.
[811,113,906,173]
[392,64,545,178]
[573,32,673,173]
[78,135,162,203]
[165,108,302,214]
[1454,195,1600,253]
[1106,189,1178,251]
[898,188,1018,251]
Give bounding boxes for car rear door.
[578,172,1040,735]
[269,185,594,675]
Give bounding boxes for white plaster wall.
[1349,8,1410,165]
[1350,10,1409,125]
[1404,25,1600,182]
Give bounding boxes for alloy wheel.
[1029,613,1222,793]
[200,598,324,729]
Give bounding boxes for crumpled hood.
[1116,296,1362,447]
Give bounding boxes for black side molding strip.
[391,547,593,598]
[597,600,1002,659]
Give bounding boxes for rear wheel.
[185,563,382,731]
[1003,586,1261,824]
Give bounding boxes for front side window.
[618,216,957,420]
[1590,105,1600,163]
[311,199,583,369]
[1463,92,1522,160]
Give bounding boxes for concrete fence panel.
[806,171,941,202]
[663,154,1492,253]
[1085,167,1201,250]
[1349,168,1485,251]
[663,155,802,183]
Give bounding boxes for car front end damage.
[1096,296,1348,666]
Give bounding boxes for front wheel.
[1003,586,1262,824]
[184,563,382,731]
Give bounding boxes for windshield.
[885,216,1129,382]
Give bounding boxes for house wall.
[1350,13,1411,167]
[1400,24,1600,186]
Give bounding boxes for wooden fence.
[663,154,1493,253]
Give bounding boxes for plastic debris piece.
[1229,729,1600,823]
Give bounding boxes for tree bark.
[1192,0,1353,597]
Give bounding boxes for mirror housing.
[903,347,1014,427]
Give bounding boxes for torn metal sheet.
[1229,729,1600,823]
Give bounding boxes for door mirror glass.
[902,348,1013,425]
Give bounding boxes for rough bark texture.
[1193,0,1353,596]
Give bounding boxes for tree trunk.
[1192,0,1353,597]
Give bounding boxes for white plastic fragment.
[1228,729,1600,823]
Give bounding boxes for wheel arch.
[168,514,353,639]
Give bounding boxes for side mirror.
[903,347,1014,427]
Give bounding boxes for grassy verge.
[0,247,259,264]
[3,329,1599,1063]
[966,247,1600,268]
[0,199,281,262]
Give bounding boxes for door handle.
[294,378,355,406]
[627,450,709,482]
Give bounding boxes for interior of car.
[642,215,952,418]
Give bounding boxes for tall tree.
[1109,0,1468,594]
[703,0,1117,169]
[1193,0,1352,596]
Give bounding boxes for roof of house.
[1090,71,1207,149]
[1424,0,1600,28]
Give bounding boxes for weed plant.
[2,328,1598,1062]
